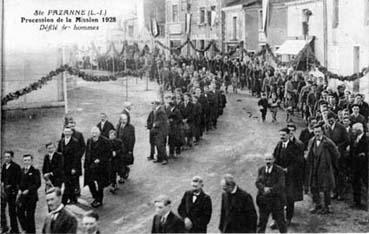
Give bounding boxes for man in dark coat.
[1,151,22,233]
[84,127,111,208]
[42,142,64,189]
[255,154,287,233]
[152,195,184,233]
[206,86,218,130]
[195,87,209,136]
[116,113,136,180]
[97,113,115,138]
[164,95,183,158]
[350,104,368,132]
[57,127,80,205]
[306,123,340,214]
[180,93,194,148]
[350,123,368,209]
[178,176,212,233]
[219,174,257,233]
[192,95,202,144]
[43,187,77,234]
[151,101,169,164]
[108,130,123,193]
[17,154,41,234]
[324,112,350,200]
[272,127,303,226]
[67,121,86,197]
[147,103,156,160]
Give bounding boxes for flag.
[211,10,217,26]
[185,13,191,35]
[262,0,270,36]
[151,18,159,37]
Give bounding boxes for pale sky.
[4,0,138,51]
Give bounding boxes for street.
[2,77,368,233]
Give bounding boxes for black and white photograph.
[1,0,369,233]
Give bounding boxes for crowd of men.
[1,105,136,233]
[1,52,368,233]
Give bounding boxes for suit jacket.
[306,136,339,190]
[84,136,111,187]
[57,137,81,176]
[299,128,315,151]
[42,152,64,187]
[151,211,184,233]
[116,123,136,155]
[324,122,350,154]
[219,187,257,233]
[273,140,304,201]
[180,102,194,124]
[19,166,41,203]
[256,165,286,204]
[178,190,212,233]
[350,134,368,159]
[42,208,78,234]
[152,106,169,138]
[1,161,22,195]
[97,120,115,138]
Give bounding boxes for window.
[258,10,263,30]
[200,7,206,24]
[172,4,178,22]
[181,0,186,11]
[207,10,212,25]
[233,16,237,40]
[128,25,134,37]
[332,0,339,28]
[159,24,165,37]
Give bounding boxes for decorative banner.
[185,13,192,35]
[262,0,270,36]
[151,18,159,37]
[2,64,149,105]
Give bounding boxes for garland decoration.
[2,64,150,105]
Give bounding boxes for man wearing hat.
[306,123,339,214]
[151,100,169,165]
[272,127,303,226]
[178,176,212,233]
[350,104,368,132]
[324,112,350,200]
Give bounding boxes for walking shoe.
[331,193,338,200]
[147,156,154,161]
[161,160,168,165]
[153,159,162,163]
[122,167,130,179]
[91,201,102,208]
[269,221,278,230]
[110,185,117,194]
[286,219,292,226]
[118,178,125,184]
[318,207,332,215]
[1,227,9,234]
[309,205,322,214]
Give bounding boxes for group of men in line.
[150,117,367,234]
[1,106,136,233]
[146,69,227,165]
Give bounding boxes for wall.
[3,47,65,109]
[223,5,245,43]
[287,0,324,63]
[245,6,260,51]
[325,0,369,97]
[267,4,288,47]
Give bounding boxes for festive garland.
[188,40,215,53]
[1,64,151,105]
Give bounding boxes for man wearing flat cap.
[306,123,339,214]
[272,127,303,226]
[178,176,212,233]
[324,112,350,201]
[151,100,169,165]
